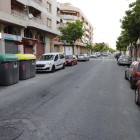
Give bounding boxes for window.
[47,18,51,27]
[54,55,58,61]
[39,55,54,61]
[47,2,51,12]
[24,28,32,38]
[59,54,64,59]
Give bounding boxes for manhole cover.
[0,124,23,140]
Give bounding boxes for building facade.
[54,3,94,55]
[0,0,60,59]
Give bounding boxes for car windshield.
[79,54,84,56]
[104,53,107,54]
[92,53,96,55]
[39,55,54,61]
[65,56,73,59]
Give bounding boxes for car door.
[54,54,59,69]
[129,62,137,80]
[126,62,134,80]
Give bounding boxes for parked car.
[78,54,89,61]
[101,52,104,55]
[36,53,65,72]
[135,80,140,105]
[103,52,108,56]
[117,55,132,65]
[125,61,140,89]
[90,53,97,58]
[96,52,101,57]
[65,55,77,66]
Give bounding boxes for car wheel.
[130,78,135,89]
[125,71,128,80]
[62,63,65,69]
[51,65,55,73]
[135,88,140,105]
[88,58,89,61]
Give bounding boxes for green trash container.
[0,54,19,86]
[15,54,36,80]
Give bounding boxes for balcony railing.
[85,31,89,36]
[60,15,78,20]
[11,10,26,19]
[59,23,68,27]
[85,37,89,41]
[32,0,42,6]
[32,17,42,23]
[85,24,89,30]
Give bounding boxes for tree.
[86,43,93,53]
[58,20,85,47]
[93,44,101,52]
[102,46,109,52]
[120,0,140,60]
[92,42,105,52]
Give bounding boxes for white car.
[96,52,101,57]
[36,53,65,72]
[90,53,97,58]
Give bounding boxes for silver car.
[90,53,97,58]
[117,55,132,65]
[78,54,89,61]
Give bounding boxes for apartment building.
[0,0,60,59]
[54,3,94,55]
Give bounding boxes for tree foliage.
[86,43,93,50]
[118,0,140,59]
[58,20,85,45]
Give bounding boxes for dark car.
[65,55,77,66]
[125,61,140,89]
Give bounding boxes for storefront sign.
[4,33,21,41]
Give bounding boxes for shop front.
[4,33,21,54]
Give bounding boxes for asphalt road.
[0,55,140,140]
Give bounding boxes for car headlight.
[46,62,51,65]
[69,60,71,62]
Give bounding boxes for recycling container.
[15,54,36,80]
[0,54,19,86]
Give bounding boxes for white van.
[36,53,65,72]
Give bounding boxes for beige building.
[54,3,94,55]
[0,0,60,59]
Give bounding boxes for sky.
[57,0,136,49]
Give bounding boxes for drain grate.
[0,124,23,140]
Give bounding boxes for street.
[0,55,140,140]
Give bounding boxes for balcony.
[60,15,78,20]
[85,31,89,36]
[32,0,42,6]
[85,24,89,30]
[11,10,26,19]
[59,23,68,27]
[32,17,42,23]
[85,37,89,41]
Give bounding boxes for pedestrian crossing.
[90,58,116,61]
